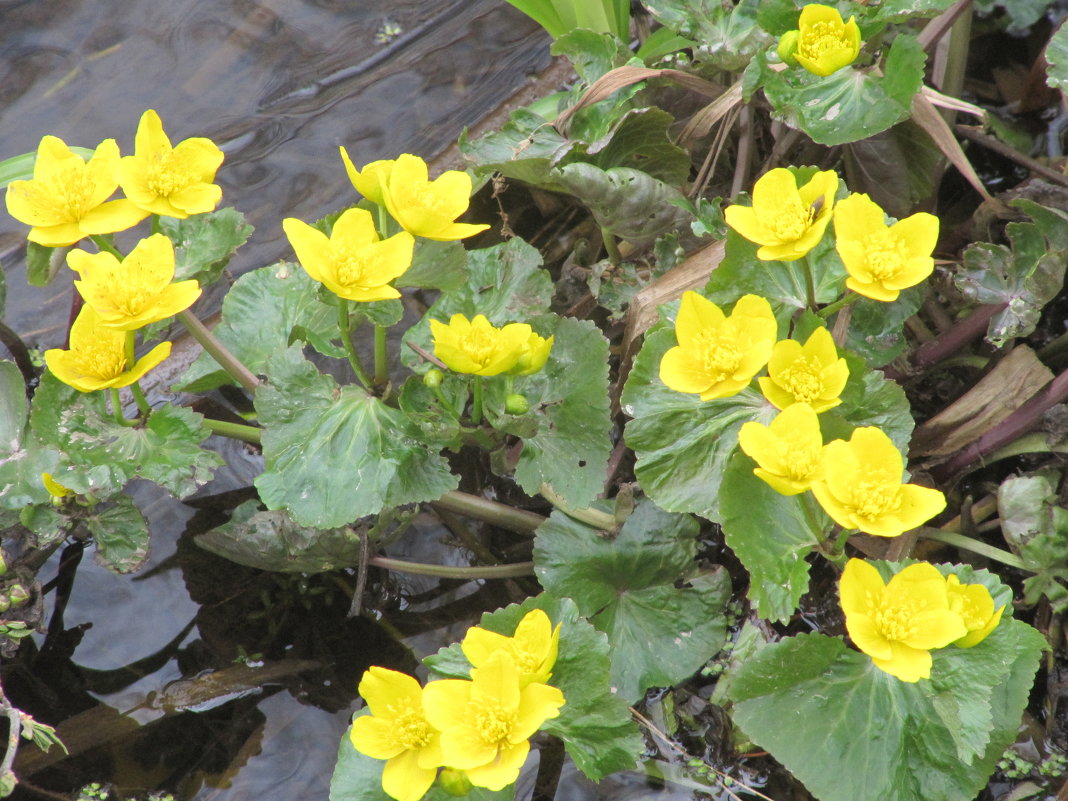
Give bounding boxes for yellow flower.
[430,314,531,376]
[340,147,394,205]
[758,326,848,413]
[119,109,225,218]
[659,291,778,401]
[737,403,825,496]
[283,208,415,302]
[510,331,554,376]
[68,234,201,331]
[839,559,968,682]
[5,136,148,247]
[462,609,562,686]
[42,473,72,500]
[834,193,939,302]
[349,667,443,801]
[382,154,490,241]
[811,427,946,537]
[44,305,171,393]
[945,575,1005,648]
[779,4,861,77]
[724,168,838,261]
[422,651,564,791]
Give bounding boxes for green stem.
[917,529,1027,569]
[202,418,263,445]
[129,382,151,416]
[89,234,123,259]
[539,482,617,530]
[601,226,622,266]
[177,310,260,394]
[431,384,459,419]
[374,325,388,387]
[124,332,151,415]
[366,555,534,579]
[818,291,861,320]
[337,299,373,389]
[432,490,545,534]
[471,376,484,425]
[376,203,391,238]
[108,388,137,427]
[802,254,818,312]
[151,214,162,236]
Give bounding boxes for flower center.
[331,244,373,288]
[146,149,195,198]
[780,440,820,481]
[471,702,516,746]
[801,22,847,60]
[847,472,903,520]
[74,339,127,381]
[693,329,743,381]
[872,603,920,643]
[49,167,97,220]
[777,357,824,402]
[863,231,908,281]
[460,327,498,367]
[386,702,434,751]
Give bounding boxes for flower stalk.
[177,309,260,394]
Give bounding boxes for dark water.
[0,2,563,798]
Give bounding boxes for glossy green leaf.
[551,29,633,81]
[729,616,1045,801]
[844,122,943,219]
[86,495,151,573]
[583,108,692,186]
[829,351,916,453]
[424,595,643,779]
[843,283,926,367]
[397,239,467,291]
[762,35,926,146]
[160,207,254,285]
[255,345,457,528]
[621,321,773,521]
[0,361,56,510]
[459,108,575,189]
[178,262,337,391]
[25,242,63,288]
[719,450,830,622]
[645,0,771,71]
[998,474,1068,612]
[534,499,731,702]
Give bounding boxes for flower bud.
[423,368,444,388]
[8,584,29,608]
[505,393,529,415]
[438,768,473,796]
[0,595,9,613]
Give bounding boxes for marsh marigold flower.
[759,326,848,413]
[340,147,394,205]
[42,473,73,500]
[423,651,564,791]
[777,4,861,77]
[510,331,554,376]
[283,208,415,302]
[659,291,778,401]
[382,154,489,241]
[430,314,531,376]
[945,575,1005,648]
[738,402,825,496]
[812,426,946,537]
[724,168,838,261]
[350,667,443,801]
[834,193,939,302]
[5,136,147,247]
[840,559,967,682]
[119,109,224,219]
[45,305,171,393]
[462,609,562,687]
[69,233,201,330]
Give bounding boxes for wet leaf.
[424,595,643,779]
[719,451,829,622]
[397,239,467,291]
[161,206,253,285]
[645,0,771,71]
[621,321,774,521]
[729,601,1045,801]
[829,351,916,453]
[584,108,692,185]
[25,242,61,288]
[534,499,731,702]
[843,283,926,367]
[255,345,457,528]
[551,29,634,82]
[0,361,55,510]
[86,495,150,573]
[998,474,1068,611]
[178,261,337,392]
[761,35,926,146]
[459,108,575,189]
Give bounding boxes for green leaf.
[729,619,1046,801]
[645,0,771,71]
[585,108,692,186]
[86,495,151,573]
[974,0,1050,33]
[424,595,643,779]
[830,351,916,453]
[553,163,691,241]
[551,29,633,81]
[762,35,926,146]
[350,299,403,328]
[255,345,457,528]
[160,207,254,285]
[0,361,56,510]
[178,262,337,391]
[843,121,943,219]
[843,283,926,367]
[621,322,773,521]
[955,212,1068,348]
[1048,18,1068,91]
[719,451,830,622]
[459,108,575,189]
[397,239,468,291]
[25,242,63,287]
[509,317,612,509]
[401,238,554,373]
[0,361,26,447]
[534,499,731,702]
[998,474,1068,611]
